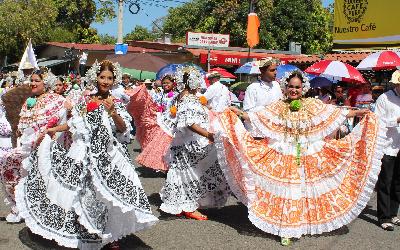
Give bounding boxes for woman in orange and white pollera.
[213,70,386,246]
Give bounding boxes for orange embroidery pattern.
[217,108,380,227]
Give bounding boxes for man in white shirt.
[374,70,400,231]
[203,71,231,112]
[79,50,88,75]
[243,58,283,136]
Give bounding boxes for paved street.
[1,140,399,250]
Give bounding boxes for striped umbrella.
[305,60,366,84]
[357,51,400,71]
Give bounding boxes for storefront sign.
[186,32,230,47]
[334,0,400,49]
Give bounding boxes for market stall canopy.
[106,53,169,73]
[121,67,156,80]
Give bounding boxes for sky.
[92,0,334,37]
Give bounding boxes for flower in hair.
[279,70,311,95]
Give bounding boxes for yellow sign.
[333,0,400,49]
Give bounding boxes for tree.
[124,25,156,42]
[99,34,117,45]
[162,0,333,53]
[53,0,116,29]
[0,0,58,62]
[266,0,332,54]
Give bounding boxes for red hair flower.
[87,101,100,112]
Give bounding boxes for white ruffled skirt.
[160,137,230,214]
[15,108,158,249]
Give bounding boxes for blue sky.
[92,0,334,36]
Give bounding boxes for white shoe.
[6,213,22,223]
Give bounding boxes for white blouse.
[374,89,400,156]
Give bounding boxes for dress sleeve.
[374,95,398,128]
[113,100,132,143]
[243,86,260,112]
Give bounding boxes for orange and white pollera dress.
[213,98,386,238]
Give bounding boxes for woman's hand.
[229,106,249,120]
[206,132,214,143]
[44,128,56,139]
[229,106,242,115]
[103,97,116,114]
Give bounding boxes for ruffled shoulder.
[18,93,66,131]
[176,95,208,129]
[249,98,349,143]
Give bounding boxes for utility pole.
[117,0,124,44]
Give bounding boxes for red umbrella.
[305,60,366,84]
[357,51,400,71]
[210,67,237,79]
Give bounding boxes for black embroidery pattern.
[23,150,102,243]
[169,141,210,170]
[163,143,229,206]
[163,155,229,206]
[85,105,151,212]
[51,142,84,189]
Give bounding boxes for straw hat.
[257,57,280,68]
[206,71,221,79]
[390,70,400,84]
[143,79,152,84]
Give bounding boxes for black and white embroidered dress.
[15,98,158,249]
[160,94,229,214]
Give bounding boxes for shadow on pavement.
[19,227,152,250]
[136,167,167,178]
[147,192,162,207]
[358,205,379,226]
[115,234,152,250]
[19,227,74,250]
[204,203,280,243]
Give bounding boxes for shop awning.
[38,59,70,68]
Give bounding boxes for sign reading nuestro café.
[186,32,230,47]
[333,0,400,49]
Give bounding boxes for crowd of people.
[0,57,399,249]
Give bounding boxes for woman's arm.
[189,124,214,142]
[103,98,127,133]
[346,109,369,118]
[229,106,250,120]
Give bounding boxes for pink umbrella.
[357,51,400,71]
[305,60,366,84]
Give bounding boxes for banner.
[247,13,260,48]
[186,32,230,47]
[333,0,400,49]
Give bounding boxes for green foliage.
[99,34,117,45]
[48,27,78,43]
[53,0,96,29]
[0,0,58,61]
[124,25,156,42]
[0,0,116,62]
[162,0,333,53]
[76,27,101,44]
